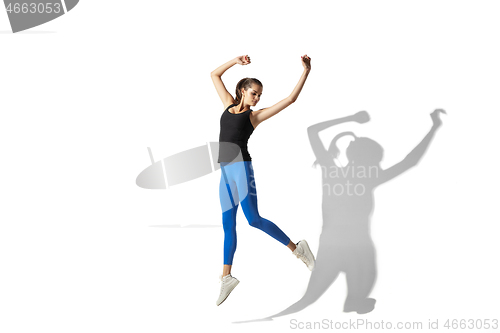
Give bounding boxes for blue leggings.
[219,161,291,265]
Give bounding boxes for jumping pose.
[211,55,316,306]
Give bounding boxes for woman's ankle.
[223,265,232,277]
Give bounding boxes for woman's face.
[242,84,263,107]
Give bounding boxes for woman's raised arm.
[211,55,250,108]
[251,55,311,127]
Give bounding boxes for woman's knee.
[222,210,237,231]
[248,216,263,229]
[223,222,236,233]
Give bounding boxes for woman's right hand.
[236,55,251,65]
[301,54,311,71]
[353,110,370,123]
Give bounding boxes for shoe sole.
[216,280,239,306]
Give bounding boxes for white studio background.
[1,1,499,332]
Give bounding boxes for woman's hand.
[301,54,311,71]
[236,55,251,65]
[431,108,446,128]
[353,110,370,124]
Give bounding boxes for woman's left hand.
[301,54,311,71]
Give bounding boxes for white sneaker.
[293,240,315,271]
[216,274,240,306]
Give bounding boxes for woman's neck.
[236,102,250,113]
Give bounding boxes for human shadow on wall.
[235,108,446,322]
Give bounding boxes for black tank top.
[218,104,255,163]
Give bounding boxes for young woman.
[211,55,316,306]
